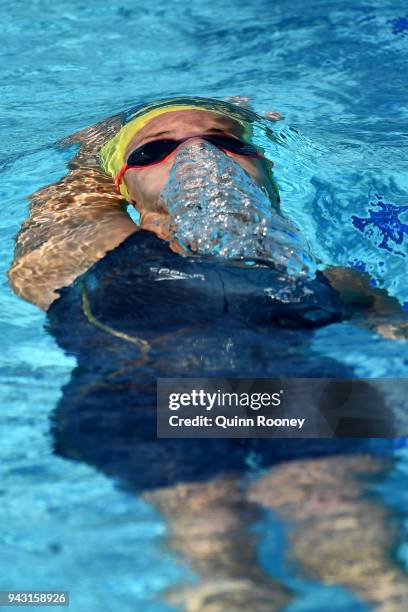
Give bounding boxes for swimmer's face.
[123,110,277,219]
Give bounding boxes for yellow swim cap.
[99,100,252,200]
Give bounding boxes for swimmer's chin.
[138,210,170,239]
[138,210,197,257]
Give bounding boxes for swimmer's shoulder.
[324,266,408,340]
[8,112,133,311]
[323,266,400,315]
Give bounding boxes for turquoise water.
[1,0,408,609]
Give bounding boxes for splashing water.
[160,141,317,279]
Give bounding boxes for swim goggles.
[114,134,261,191]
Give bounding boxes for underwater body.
[47,229,363,492]
[47,230,407,612]
[2,0,408,610]
[45,229,406,609]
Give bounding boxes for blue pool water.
[1,0,408,610]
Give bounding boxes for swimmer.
[10,97,407,609]
[6,96,408,339]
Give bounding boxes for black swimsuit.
[49,229,345,334]
[46,231,380,493]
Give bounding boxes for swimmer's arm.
[323,266,408,339]
[8,167,137,310]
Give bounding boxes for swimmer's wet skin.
[7,95,408,337]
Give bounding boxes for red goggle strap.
[114,163,130,192]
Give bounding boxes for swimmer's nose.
[178,136,210,151]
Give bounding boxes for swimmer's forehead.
[125,109,246,157]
